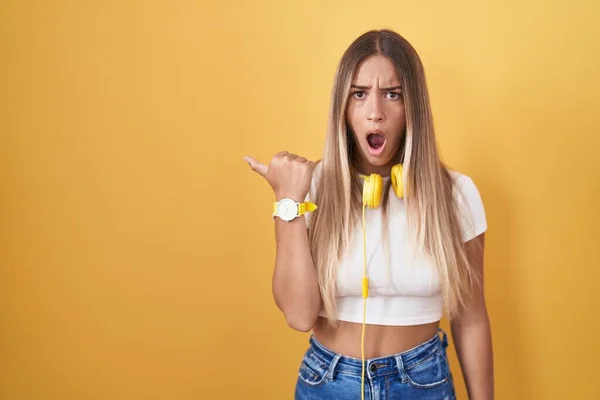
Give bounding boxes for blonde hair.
[308,29,480,327]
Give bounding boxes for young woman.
[244,29,494,400]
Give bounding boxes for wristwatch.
[272,198,317,222]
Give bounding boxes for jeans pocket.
[404,349,451,389]
[297,349,330,387]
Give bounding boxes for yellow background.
[1,1,598,399]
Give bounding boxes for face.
[346,55,406,176]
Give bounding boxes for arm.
[244,152,322,332]
[450,233,494,399]
[271,212,322,332]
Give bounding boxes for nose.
[367,96,385,123]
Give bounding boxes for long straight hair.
[308,30,480,326]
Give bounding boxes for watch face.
[277,198,298,221]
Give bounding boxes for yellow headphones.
[358,163,404,400]
[361,163,405,208]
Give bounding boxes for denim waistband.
[307,328,449,379]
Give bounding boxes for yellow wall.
[1,1,598,399]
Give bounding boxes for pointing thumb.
[243,156,268,177]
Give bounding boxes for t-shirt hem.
[319,311,443,326]
[463,222,488,242]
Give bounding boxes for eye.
[352,91,365,99]
[386,92,402,100]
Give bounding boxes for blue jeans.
[295,328,456,400]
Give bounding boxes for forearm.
[451,314,494,399]
[272,215,321,332]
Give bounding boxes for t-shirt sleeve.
[453,173,487,242]
[304,161,323,229]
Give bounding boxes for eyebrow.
[351,84,402,90]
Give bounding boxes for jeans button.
[370,364,377,372]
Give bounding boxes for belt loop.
[438,327,449,349]
[394,354,407,383]
[326,354,341,381]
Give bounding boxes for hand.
[244,151,315,202]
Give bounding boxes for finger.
[243,156,268,177]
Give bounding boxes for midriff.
[312,316,440,359]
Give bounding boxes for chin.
[361,156,394,171]
[365,152,393,165]
[367,158,388,166]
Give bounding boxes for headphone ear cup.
[362,173,383,208]
[391,164,404,199]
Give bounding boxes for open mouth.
[367,133,385,149]
[366,133,386,156]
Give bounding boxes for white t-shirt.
[305,162,488,326]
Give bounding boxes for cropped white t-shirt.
[304,162,487,326]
